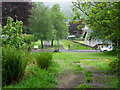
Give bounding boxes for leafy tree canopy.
[72,1,120,47]
[72,1,120,59]
[2,2,32,26]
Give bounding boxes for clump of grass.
[76,83,93,88]
[2,46,27,86]
[72,65,83,74]
[84,71,93,83]
[35,51,53,69]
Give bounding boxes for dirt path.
[56,70,84,88]
[56,62,117,88]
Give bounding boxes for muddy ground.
[56,63,118,88]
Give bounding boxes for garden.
[1,1,120,89]
[1,17,119,88]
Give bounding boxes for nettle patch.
[2,17,23,48]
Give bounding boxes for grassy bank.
[3,51,118,88]
[59,40,92,50]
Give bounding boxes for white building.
[83,25,112,49]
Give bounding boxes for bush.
[35,51,53,69]
[23,35,31,45]
[2,17,24,48]
[20,43,32,52]
[109,59,120,73]
[2,46,27,86]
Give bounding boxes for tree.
[68,20,84,37]
[50,4,68,46]
[2,2,32,32]
[28,2,54,48]
[72,1,120,59]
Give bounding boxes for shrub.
[109,59,120,73]
[2,17,24,48]
[35,51,53,69]
[23,35,31,45]
[20,43,32,52]
[2,45,27,86]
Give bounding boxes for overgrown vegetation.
[2,17,23,48]
[2,46,27,86]
[84,71,93,83]
[109,58,120,73]
[35,51,53,69]
[4,62,59,88]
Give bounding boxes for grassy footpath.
[59,40,92,50]
[4,51,118,88]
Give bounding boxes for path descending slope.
[56,70,84,88]
[56,60,117,88]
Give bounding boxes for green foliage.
[28,2,54,41]
[23,35,32,45]
[50,4,68,40]
[4,63,59,88]
[22,34,34,52]
[2,45,27,86]
[2,17,23,48]
[84,71,93,83]
[76,83,93,88]
[109,59,120,73]
[72,2,120,51]
[72,65,83,74]
[35,51,53,69]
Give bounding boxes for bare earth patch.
[56,60,117,88]
[56,69,84,88]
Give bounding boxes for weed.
[72,65,83,74]
[84,71,93,83]
[35,51,53,69]
[76,83,93,88]
[2,46,27,86]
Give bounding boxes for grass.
[31,40,59,49]
[3,61,59,88]
[74,40,85,44]
[3,51,118,88]
[84,71,93,83]
[53,51,118,88]
[53,51,117,61]
[53,51,117,72]
[105,76,119,88]
[76,83,93,88]
[59,40,92,50]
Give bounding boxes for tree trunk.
[41,40,43,48]
[51,39,54,46]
